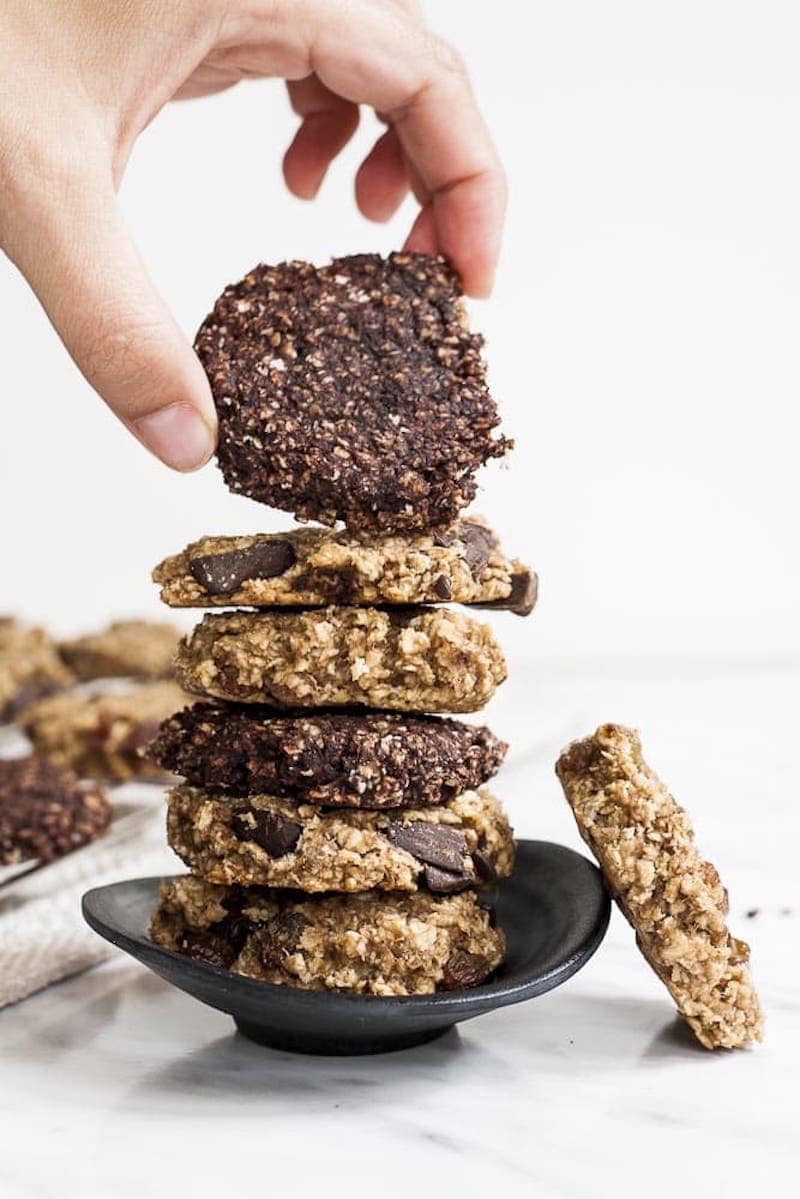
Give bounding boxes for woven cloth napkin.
[0,767,175,1009]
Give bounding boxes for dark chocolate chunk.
[231,809,302,858]
[472,845,497,882]
[258,911,309,969]
[460,522,497,575]
[423,864,474,893]
[433,574,453,601]
[194,253,511,533]
[189,541,297,596]
[386,821,469,871]
[439,950,492,991]
[473,568,538,617]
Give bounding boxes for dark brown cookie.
[194,252,511,532]
[0,755,111,866]
[148,706,507,809]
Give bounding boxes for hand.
[0,1,506,471]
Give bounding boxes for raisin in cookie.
[151,875,505,996]
[149,705,507,809]
[166,784,514,893]
[174,607,506,714]
[556,723,763,1049]
[153,518,535,615]
[194,253,510,533]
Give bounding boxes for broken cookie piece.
[194,252,511,533]
[150,875,505,996]
[0,617,73,722]
[556,723,764,1049]
[166,784,514,893]
[153,517,535,615]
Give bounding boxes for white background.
[1,0,798,668]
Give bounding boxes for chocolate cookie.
[0,755,110,866]
[58,620,181,681]
[166,784,514,893]
[556,723,764,1049]
[194,253,511,532]
[151,876,505,995]
[21,681,190,782]
[0,618,73,721]
[153,517,536,615]
[149,706,507,809]
[174,607,506,714]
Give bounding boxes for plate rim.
[82,839,610,1018]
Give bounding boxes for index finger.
[295,4,506,295]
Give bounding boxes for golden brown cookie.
[556,723,763,1049]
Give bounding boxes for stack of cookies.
[148,252,536,996]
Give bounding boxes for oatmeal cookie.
[0,755,110,865]
[22,681,190,782]
[153,518,535,615]
[150,875,505,996]
[0,618,73,721]
[556,723,764,1049]
[58,619,181,681]
[166,784,514,893]
[149,705,506,809]
[194,253,510,533]
[174,607,506,713]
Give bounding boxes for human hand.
[0,1,506,472]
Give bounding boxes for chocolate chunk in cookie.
[150,876,506,996]
[0,755,110,866]
[194,253,511,533]
[556,723,764,1049]
[154,518,534,615]
[148,706,507,809]
[165,785,514,894]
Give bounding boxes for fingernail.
[134,403,215,472]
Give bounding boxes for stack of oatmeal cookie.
[148,253,535,995]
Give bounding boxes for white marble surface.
[1,664,797,1199]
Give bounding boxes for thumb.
[6,170,217,472]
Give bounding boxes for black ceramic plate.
[82,840,610,1056]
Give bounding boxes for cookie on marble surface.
[556,723,764,1049]
[166,784,514,893]
[149,705,507,809]
[194,253,511,533]
[153,517,536,615]
[150,875,505,996]
[0,755,110,866]
[58,620,181,681]
[21,681,190,782]
[0,618,73,722]
[174,607,506,714]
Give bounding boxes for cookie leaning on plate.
[150,875,505,996]
[556,723,763,1049]
[0,756,110,866]
[174,607,507,714]
[166,784,514,893]
[149,706,507,809]
[194,252,511,533]
[153,518,536,615]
